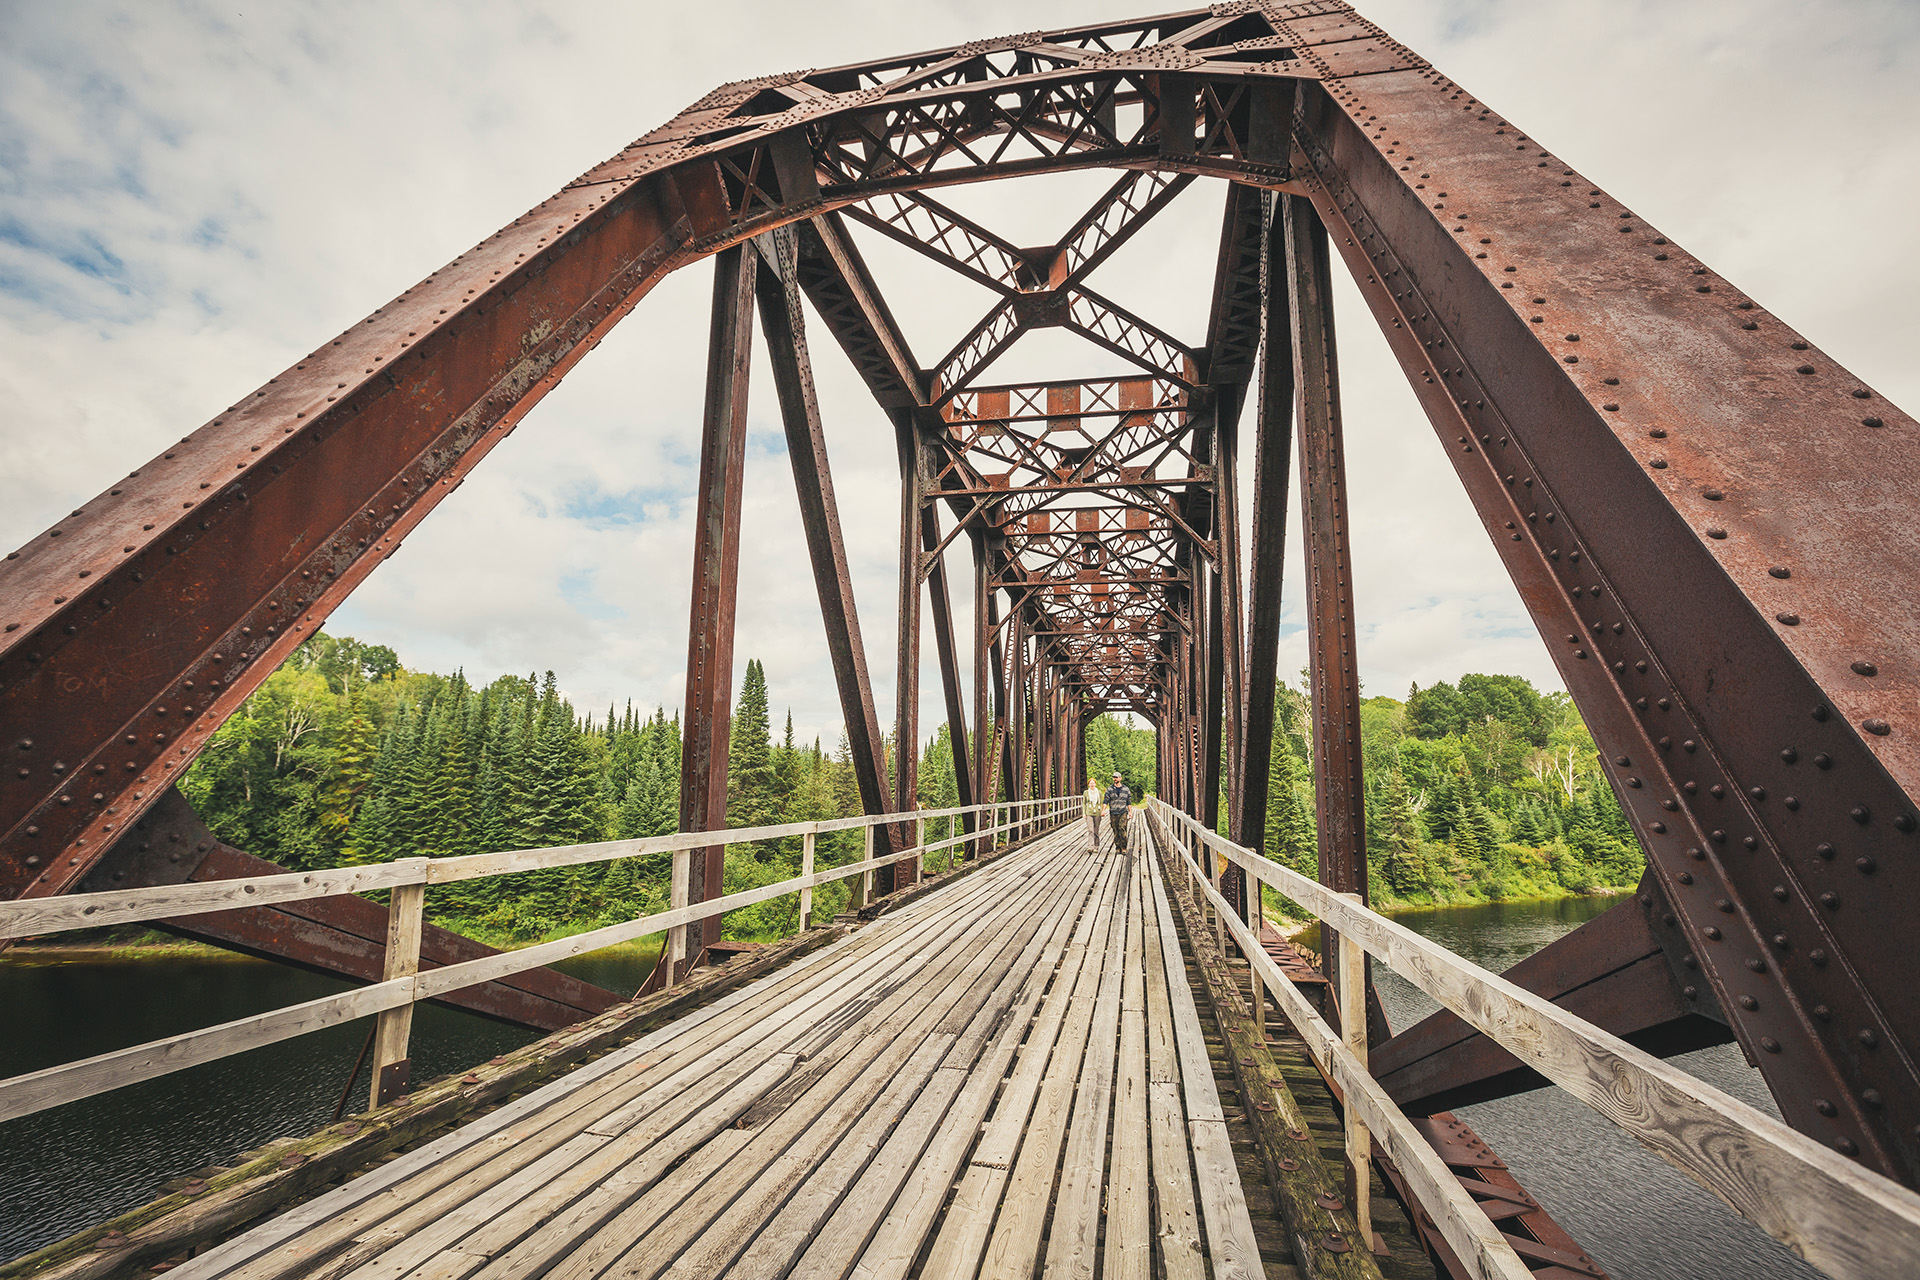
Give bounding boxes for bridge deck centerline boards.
[173,822,1262,1280]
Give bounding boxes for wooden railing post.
[916,809,925,878]
[668,844,691,986]
[369,861,428,1110]
[856,823,873,910]
[1338,891,1373,1248]
[1251,870,1266,1038]
[799,824,817,930]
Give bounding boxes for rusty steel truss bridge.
[2,3,1918,1278]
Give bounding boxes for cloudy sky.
[2,0,1916,748]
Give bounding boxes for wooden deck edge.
[1150,840,1386,1280]
[855,819,1070,921]
[0,924,847,1280]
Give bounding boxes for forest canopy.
[181,633,1640,946]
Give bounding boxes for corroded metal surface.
[0,0,1913,1195]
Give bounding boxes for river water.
[1,906,1819,1278]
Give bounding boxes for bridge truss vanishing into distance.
[2,2,1919,1278]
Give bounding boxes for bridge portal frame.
[0,0,1916,1200]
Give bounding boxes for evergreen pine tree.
[727,659,778,851]
[317,691,377,862]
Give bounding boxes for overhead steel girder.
[0,0,1914,1188]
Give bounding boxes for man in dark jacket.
[1104,772,1132,853]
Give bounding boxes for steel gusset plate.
[1288,69,1920,1181]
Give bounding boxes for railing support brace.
[369,868,426,1110]
[1337,892,1373,1247]
[799,825,817,930]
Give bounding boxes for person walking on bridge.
[1083,780,1104,849]
[1104,772,1133,854]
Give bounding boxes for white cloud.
[1,0,1914,748]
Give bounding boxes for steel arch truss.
[3,0,1918,1199]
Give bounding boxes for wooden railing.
[1147,798,1920,1280]
[0,796,1075,1124]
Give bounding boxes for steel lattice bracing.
[2,0,1917,1195]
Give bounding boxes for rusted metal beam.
[751,229,894,844]
[923,512,976,820]
[892,411,924,886]
[1236,191,1295,854]
[1285,23,1919,1177]
[677,244,756,961]
[0,167,695,906]
[1291,195,1367,903]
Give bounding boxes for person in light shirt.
[1083,780,1104,849]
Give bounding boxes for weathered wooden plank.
[976,857,1128,1278]
[747,833,1094,1279]
[918,853,1124,1277]
[1140,853,1207,1280]
[170,931,855,1280]
[665,841,1090,1277]
[1154,803,1531,1280]
[1105,856,1154,1280]
[0,977,413,1125]
[457,852,1075,1278]
[0,801,1065,939]
[629,846,1085,1279]
[1042,849,1133,1279]
[825,833,1103,1280]
[520,838,1085,1280]
[196,844,1044,1280]
[1145,836,1263,1278]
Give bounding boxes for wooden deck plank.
[209,849,1039,1280]
[822,846,1108,1280]
[174,824,1274,1280]
[1147,840,1265,1280]
[660,848,1092,1279]
[1141,845,1208,1280]
[975,855,1129,1278]
[1041,847,1133,1279]
[264,842,1067,1280]
[529,835,1092,1280]
[746,849,1102,1279]
[917,853,1125,1279]
[1105,854,1154,1280]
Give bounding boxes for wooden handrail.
[1144,804,1531,1280]
[0,797,1064,940]
[1149,799,1920,1280]
[0,797,1075,1124]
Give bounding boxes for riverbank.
[1,930,242,965]
[1261,881,1636,942]
[1,926,666,991]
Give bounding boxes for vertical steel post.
[892,409,924,888]
[1237,194,1297,859]
[1290,196,1370,1012]
[753,230,894,844]
[923,513,976,820]
[972,536,994,858]
[677,244,756,970]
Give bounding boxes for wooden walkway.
[175,821,1264,1280]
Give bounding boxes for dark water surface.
[1360,896,1821,1280]
[1,905,1823,1277]
[0,943,659,1263]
